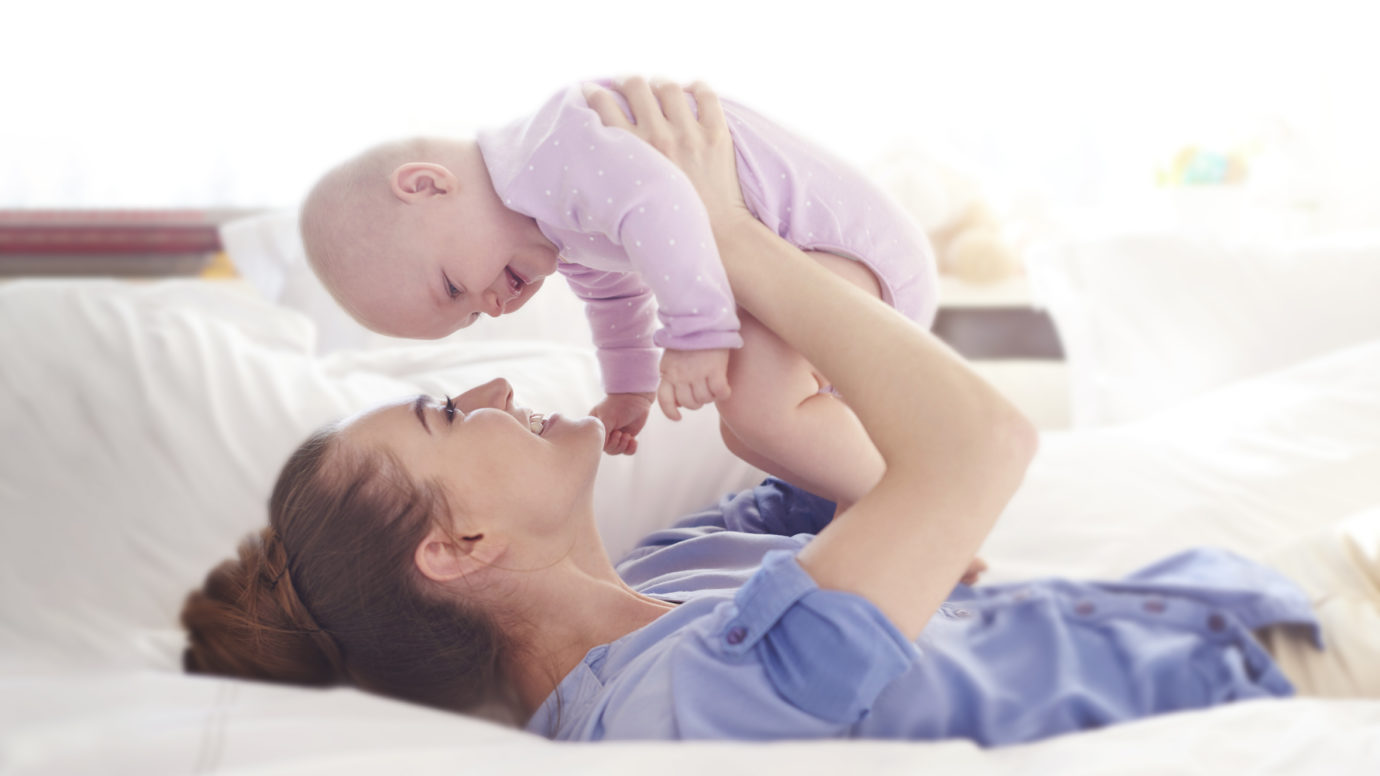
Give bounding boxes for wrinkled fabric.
[525,480,1319,745]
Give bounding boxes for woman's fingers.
[590,76,748,230]
[582,83,632,130]
[651,79,696,132]
[687,81,727,137]
[618,77,669,136]
[959,557,989,585]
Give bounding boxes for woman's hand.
[582,78,752,232]
[588,76,1035,640]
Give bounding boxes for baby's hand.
[658,348,731,421]
[590,392,656,455]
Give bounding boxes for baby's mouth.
[510,263,536,287]
[500,266,529,311]
[504,266,525,295]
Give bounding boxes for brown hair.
[180,426,518,718]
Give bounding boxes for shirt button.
[1075,601,1096,616]
[1207,613,1227,632]
[953,608,971,619]
[726,626,747,645]
[1143,599,1166,614]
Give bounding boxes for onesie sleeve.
[598,549,918,740]
[556,261,661,394]
[479,83,743,363]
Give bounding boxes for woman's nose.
[454,378,513,412]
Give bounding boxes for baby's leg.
[716,251,887,509]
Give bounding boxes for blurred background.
[4,0,1377,239]
[5,8,1380,766]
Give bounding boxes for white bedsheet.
[2,279,1379,774]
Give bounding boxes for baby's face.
[334,194,561,340]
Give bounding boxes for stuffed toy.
[869,145,1022,284]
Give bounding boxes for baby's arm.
[553,83,742,420]
[492,82,745,450]
[558,261,659,454]
[560,260,731,451]
[608,171,741,423]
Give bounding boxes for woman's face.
[339,378,605,557]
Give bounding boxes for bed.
[3,218,1379,774]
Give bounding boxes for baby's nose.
[483,289,504,317]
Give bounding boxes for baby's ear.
[390,162,458,202]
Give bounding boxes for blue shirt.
[525,480,1321,745]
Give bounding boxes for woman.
[182,80,1373,744]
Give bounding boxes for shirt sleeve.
[599,549,918,740]
[628,479,837,557]
[482,83,742,361]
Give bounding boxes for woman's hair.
[180,426,518,718]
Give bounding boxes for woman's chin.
[579,416,609,450]
[575,416,609,467]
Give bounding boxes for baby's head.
[300,138,559,339]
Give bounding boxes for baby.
[300,77,939,513]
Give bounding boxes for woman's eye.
[444,395,457,423]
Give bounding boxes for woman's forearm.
[712,216,1038,638]
[582,77,1037,638]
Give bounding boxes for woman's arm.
[585,79,1037,639]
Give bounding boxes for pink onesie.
[476,82,938,394]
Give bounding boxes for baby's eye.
[442,272,462,300]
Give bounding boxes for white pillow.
[983,335,1380,583]
[1027,230,1380,427]
[219,210,595,354]
[0,279,759,670]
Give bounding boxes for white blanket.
[2,278,1378,774]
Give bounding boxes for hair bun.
[181,525,347,686]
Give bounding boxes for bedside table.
[933,273,1063,360]
[933,273,1070,430]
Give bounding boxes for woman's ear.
[390,162,459,203]
[414,525,505,582]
